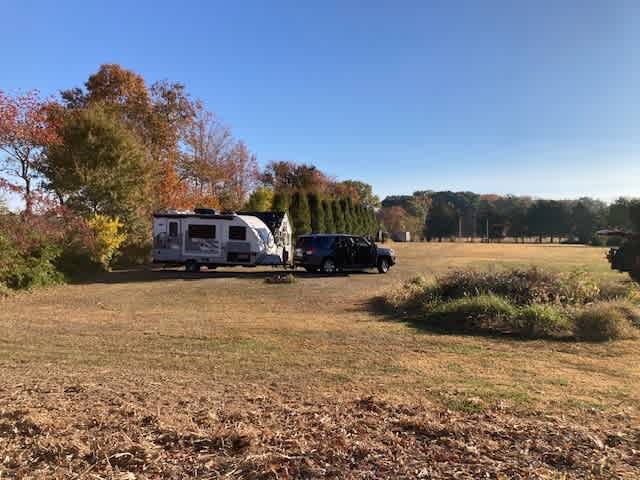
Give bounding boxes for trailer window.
[188,224,216,239]
[229,226,246,240]
[169,222,178,237]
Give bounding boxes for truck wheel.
[377,257,390,274]
[321,258,337,274]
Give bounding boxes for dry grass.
[1,242,639,478]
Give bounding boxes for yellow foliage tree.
[88,214,127,269]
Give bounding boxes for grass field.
[1,243,639,478]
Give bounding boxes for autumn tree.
[261,161,331,194]
[379,206,407,234]
[180,104,257,210]
[43,105,146,233]
[61,64,152,134]
[61,64,197,211]
[382,194,430,240]
[333,180,380,208]
[0,90,60,213]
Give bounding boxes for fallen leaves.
[0,381,637,479]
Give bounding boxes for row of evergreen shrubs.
[383,268,639,341]
[288,192,378,238]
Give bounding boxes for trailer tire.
[185,261,200,273]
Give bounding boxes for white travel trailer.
[152,209,292,271]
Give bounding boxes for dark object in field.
[598,230,640,282]
[265,273,297,284]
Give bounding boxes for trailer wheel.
[377,257,390,274]
[185,261,200,273]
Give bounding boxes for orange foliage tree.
[0,90,61,213]
[180,104,257,210]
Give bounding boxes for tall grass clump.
[382,267,639,341]
[429,294,517,332]
[512,304,571,338]
[574,303,638,341]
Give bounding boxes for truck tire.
[321,258,337,274]
[377,257,390,274]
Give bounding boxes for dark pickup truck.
[294,234,396,274]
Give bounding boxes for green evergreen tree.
[333,199,345,232]
[340,198,352,233]
[271,191,289,213]
[355,204,365,234]
[244,187,274,212]
[289,190,311,237]
[307,192,325,233]
[323,199,335,233]
[369,208,379,236]
[346,198,358,233]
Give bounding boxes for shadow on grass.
[72,266,377,285]
[366,295,575,343]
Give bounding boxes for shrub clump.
[428,294,517,332]
[573,303,638,341]
[512,304,571,338]
[435,268,600,306]
[383,268,639,341]
[0,210,126,292]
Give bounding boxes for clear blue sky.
[2,0,639,201]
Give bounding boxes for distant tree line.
[380,191,640,244]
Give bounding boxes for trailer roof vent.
[194,207,218,215]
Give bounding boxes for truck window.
[169,222,178,237]
[314,236,335,249]
[296,237,312,249]
[354,237,370,247]
[188,224,216,239]
[229,226,246,241]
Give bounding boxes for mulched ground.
[1,379,638,479]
